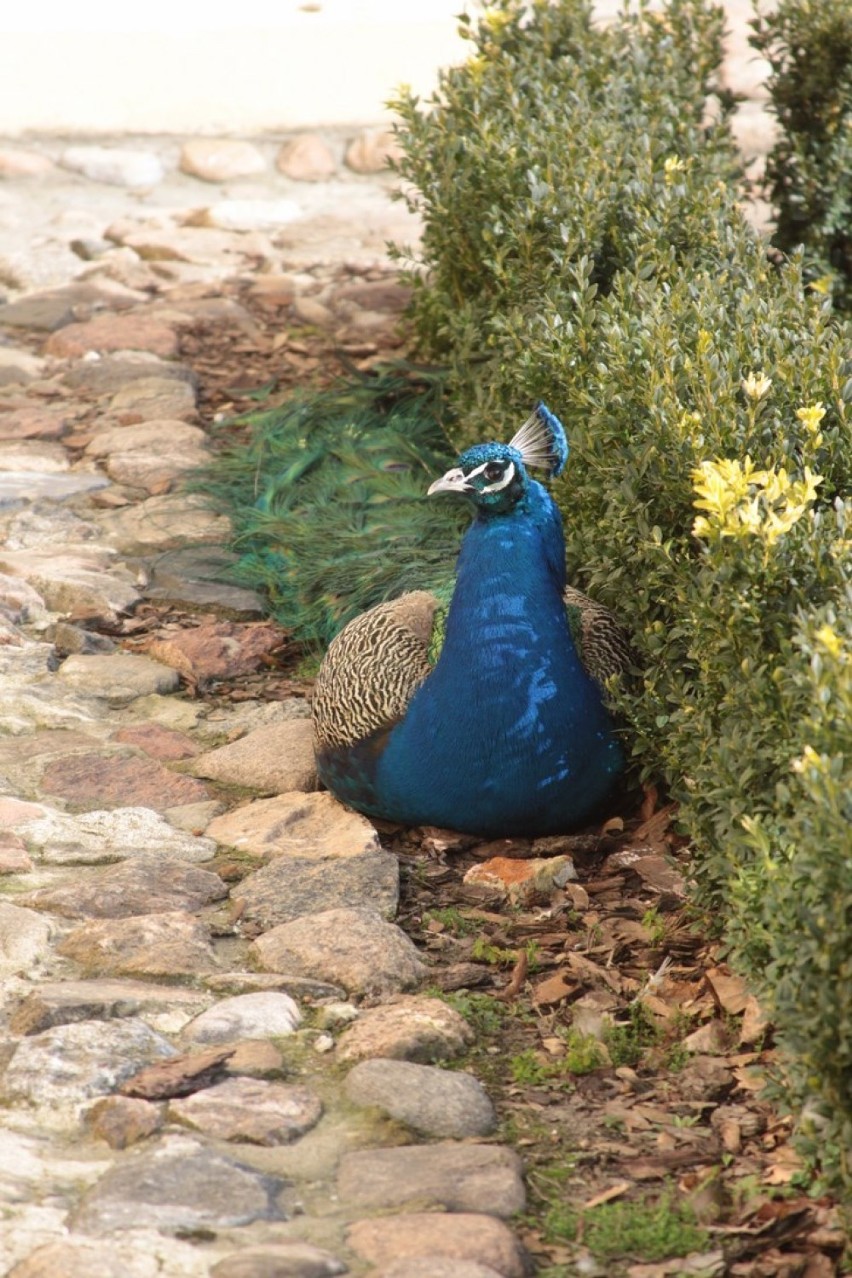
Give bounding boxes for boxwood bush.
[752,0,852,313]
[390,0,852,1178]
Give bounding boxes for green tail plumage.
[201,367,467,647]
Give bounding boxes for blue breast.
[333,481,624,837]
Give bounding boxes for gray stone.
[182,991,301,1044]
[210,1243,347,1278]
[252,907,425,996]
[204,971,345,1002]
[93,492,231,554]
[180,139,267,182]
[57,653,179,702]
[9,978,211,1036]
[347,1214,527,1278]
[164,799,225,833]
[337,1142,525,1217]
[0,548,140,618]
[0,901,54,977]
[191,720,318,795]
[2,1018,177,1107]
[143,545,263,616]
[72,1135,287,1233]
[206,790,378,856]
[17,805,217,864]
[2,503,100,551]
[61,146,165,188]
[62,354,198,396]
[26,857,227,918]
[336,996,473,1064]
[106,446,209,492]
[344,1059,496,1138]
[57,911,221,978]
[48,620,117,656]
[168,1077,322,1145]
[107,375,198,421]
[86,419,207,459]
[200,698,310,736]
[147,578,263,617]
[231,851,399,931]
[0,290,90,332]
[0,348,47,384]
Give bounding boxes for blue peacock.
[207,373,632,836]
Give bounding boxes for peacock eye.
[484,462,504,481]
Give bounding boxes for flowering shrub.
[752,0,852,312]
[392,0,852,1180]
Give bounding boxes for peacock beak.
[427,467,471,497]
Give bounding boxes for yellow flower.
[792,745,823,775]
[664,155,686,184]
[796,402,826,434]
[482,8,513,34]
[741,371,772,400]
[814,624,845,660]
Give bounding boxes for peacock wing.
[312,590,441,753]
[563,585,635,689]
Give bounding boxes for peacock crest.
[508,401,569,478]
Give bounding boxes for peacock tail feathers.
[200,366,467,647]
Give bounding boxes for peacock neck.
[435,479,575,678]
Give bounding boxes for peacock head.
[427,402,568,515]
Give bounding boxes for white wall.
[0,1,469,134]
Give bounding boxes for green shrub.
[390,0,852,1182]
[752,0,852,312]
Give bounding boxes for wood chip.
[532,970,576,1007]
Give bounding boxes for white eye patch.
[466,460,516,494]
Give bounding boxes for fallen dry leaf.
[628,1252,725,1278]
[706,965,750,1016]
[583,1179,632,1209]
[740,994,771,1046]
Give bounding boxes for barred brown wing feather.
[312,591,438,752]
[563,585,634,687]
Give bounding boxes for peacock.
[205,371,633,837]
